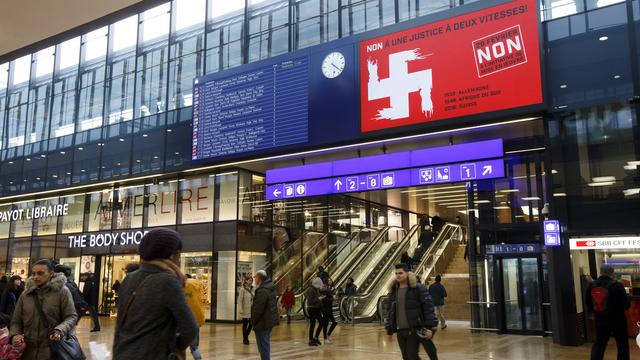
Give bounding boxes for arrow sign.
[272,189,282,198]
[334,179,343,190]
[482,165,493,176]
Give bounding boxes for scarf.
[142,259,187,287]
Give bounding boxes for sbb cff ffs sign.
[360,0,542,132]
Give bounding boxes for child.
[0,313,25,360]
[280,286,296,323]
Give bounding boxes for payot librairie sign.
[360,0,542,132]
[0,204,69,222]
[68,230,149,248]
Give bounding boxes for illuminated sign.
[569,237,640,250]
[543,220,561,246]
[360,0,542,132]
[0,204,69,223]
[265,139,504,200]
[68,230,149,248]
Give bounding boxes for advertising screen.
[360,0,542,132]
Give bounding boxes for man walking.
[429,275,447,330]
[386,264,438,360]
[586,265,630,360]
[82,272,101,332]
[251,270,279,360]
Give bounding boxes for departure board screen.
[192,56,309,160]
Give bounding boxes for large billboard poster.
[360,0,542,132]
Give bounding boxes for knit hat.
[138,228,183,261]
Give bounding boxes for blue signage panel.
[266,139,503,185]
[543,220,561,246]
[486,243,542,254]
[192,56,309,160]
[266,158,504,200]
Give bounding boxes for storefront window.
[34,197,60,236]
[116,186,144,229]
[215,172,238,221]
[239,172,267,223]
[147,181,178,227]
[8,238,30,278]
[0,204,11,239]
[0,239,8,274]
[179,175,214,224]
[30,236,56,261]
[88,190,114,231]
[61,194,86,234]
[11,201,34,238]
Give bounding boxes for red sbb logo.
[472,25,528,78]
[575,240,597,248]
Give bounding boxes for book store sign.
[68,230,149,248]
[0,204,69,222]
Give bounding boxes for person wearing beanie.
[305,277,326,346]
[113,228,198,360]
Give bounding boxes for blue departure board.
[192,56,309,160]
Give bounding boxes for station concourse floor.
[77,317,639,359]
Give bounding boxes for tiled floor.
[76,317,639,359]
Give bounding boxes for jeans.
[242,318,253,342]
[420,337,438,360]
[397,329,421,360]
[590,322,629,360]
[189,332,202,360]
[285,308,292,322]
[87,304,100,330]
[255,329,272,360]
[322,306,337,339]
[435,305,446,328]
[308,307,324,341]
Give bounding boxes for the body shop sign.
[360,0,542,132]
[68,230,149,248]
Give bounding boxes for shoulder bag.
[32,293,86,360]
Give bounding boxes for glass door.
[498,256,543,334]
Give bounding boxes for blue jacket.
[429,282,447,306]
[0,290,17,316]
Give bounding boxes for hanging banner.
[360,0,542,132]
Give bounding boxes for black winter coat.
[386,274,437,334]
[251,279,279,332]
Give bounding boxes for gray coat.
[113,264,198,360]
[10,272,78,360]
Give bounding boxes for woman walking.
[305,277,325,346]
[9,259,79,360]
[0,275,22,317]
[321,276,338,344]
[238,275,254,345]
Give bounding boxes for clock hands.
[331,63,342,72]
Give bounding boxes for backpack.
[591,281,614,313]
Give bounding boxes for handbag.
[32,293,86,360]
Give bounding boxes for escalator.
[339,225,420,322]
[272,230,326,294]
[343,223,462,322]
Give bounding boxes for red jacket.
[280,291,296,309]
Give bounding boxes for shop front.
[570,236,640,339]
[0,170,270,322]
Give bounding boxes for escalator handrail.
[272,229,325,278]
[293,226,394,316]
[414,223,462,280]
[338,225,419,320]
[273,231,328,284]
[300,227,379,291]
[353,224,420,297]
[347,223,460,321]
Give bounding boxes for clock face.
[321,52,345,79]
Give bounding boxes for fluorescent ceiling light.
[588,182,615,187]
[623,188,640,197]
[500,189,520,193]
[493,206,511,210]
[592,176,616,182]
[475,200,491,204]
[553,193,567,197]
[521,197,541,201]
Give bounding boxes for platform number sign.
[347,176,359,191]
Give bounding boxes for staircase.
[437,244,470,321]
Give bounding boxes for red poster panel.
[360,0,542,132]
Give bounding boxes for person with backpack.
[305,277,325,346]
[53,265,87,325]
[386,264,438,360]
[429,275,447,330]
[585,265,630,360]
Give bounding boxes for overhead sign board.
[266,158,504,200]
[486,243,541,254]
[360,0,542,132]
[266,139,503,185]
[543,220,561,246]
